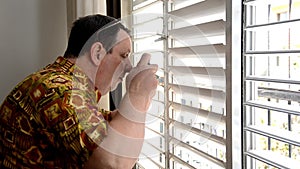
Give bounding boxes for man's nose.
[124,58,132,72]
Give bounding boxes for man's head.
[64,14,130,58]
[64,14,132,95]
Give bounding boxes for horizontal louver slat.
[169,82,225,92]
[133,0,148,6]
[170,136,226,168]
[245,49,300,55]
[145,126,164,137]
[169,19,225,39]
[245,75,300,84]
[133,0,161,11]
[169,0,225,21]
[170,83,225,97]
[171,120,226,145]
[245,125,300,146]
[245,19,300,30]
[244,100,300,116]
[135,162,146,169]
[169,66,225,76]
[144,139,165,153]
[169,153,197,169]
[169,76,225,92]
[171,102,226,125]
[132,16,163,28]
[169,43,225,57]
[172,87,224,103]
[140,152,165,169]
[245,150,300,169]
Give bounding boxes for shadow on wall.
[0,0,67,102]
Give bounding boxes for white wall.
[0,0,67,102]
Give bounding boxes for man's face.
[95,30,132,94]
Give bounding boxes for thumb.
[137,53,151,67]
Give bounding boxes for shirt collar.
[55,56,102,102]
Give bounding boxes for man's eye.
[122,53,129,58]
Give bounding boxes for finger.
[127,64,158,82]
[125,64,158,90]
[136,66,158,77]
[150,64,158,73]
[137,53,151,67]
[136,64,158,75]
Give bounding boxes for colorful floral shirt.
[0,56,111,169]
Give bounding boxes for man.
[0,14,158,169]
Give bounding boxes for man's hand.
[125,53,158,112]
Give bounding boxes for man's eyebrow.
[122,49,131,54]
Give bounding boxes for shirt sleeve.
[62,88,109,151]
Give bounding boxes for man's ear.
[90,42,104,66]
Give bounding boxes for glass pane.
[244,0,300,168]
[291,0,300,20]
[245,0,290,26]
[170,135,225,169]
[246,55,300,80]
[246,156,280,169]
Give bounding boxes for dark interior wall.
[106,0,122,111]
[106,0,121,18]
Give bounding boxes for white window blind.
[243,0,300,168]
[130,0,228,169]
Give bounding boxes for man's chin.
[111,78,124,91]
[110,82,120,92]
[110,86,117,92]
